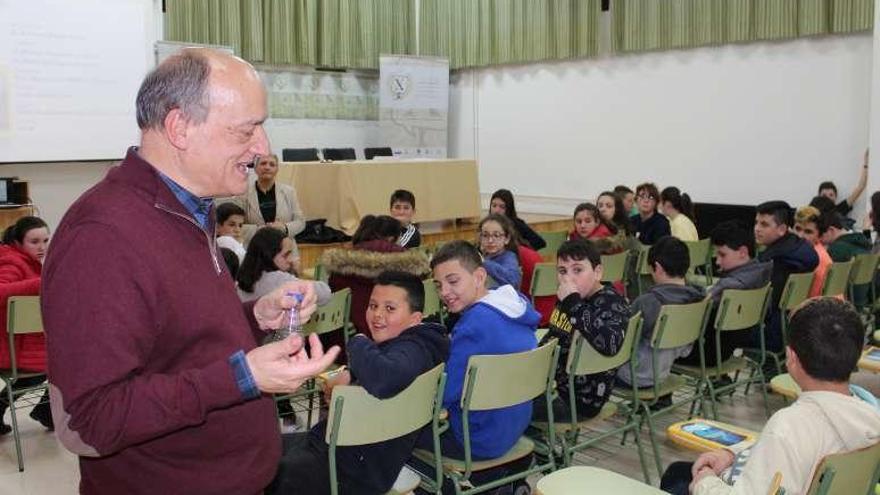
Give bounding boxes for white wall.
[451,33,874,218]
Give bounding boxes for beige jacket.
[694,388,880,495]
[222,180,306,247]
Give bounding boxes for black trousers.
[0,375,51,422]
[660,461,694,495]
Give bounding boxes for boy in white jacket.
[660,297,880,495]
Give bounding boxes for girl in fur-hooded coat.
[321,215,431,340]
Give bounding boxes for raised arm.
[847,148,869,207]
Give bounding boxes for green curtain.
[166,0,415,69]
[612,0,873,54]
[419,0,600,70]
[164,0,245,55]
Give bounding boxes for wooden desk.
[297,212,570,271]
[0,206,34,233]
[275,159,481,234]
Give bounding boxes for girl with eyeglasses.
[477,213,522,289]
[631,182,671,245]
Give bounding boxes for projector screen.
[0,0,155,163]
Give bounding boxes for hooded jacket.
[483,249,521,289]
[445,285,539,458]
[758,233,819,308]
[707,259,773,302]
[322,240,430,337]
[310,323,449,494]
[695,386,880,495]
[617,283,705,387]
[827,232,872,262]
[0,244,45,371]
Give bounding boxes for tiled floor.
[0,371,876,494]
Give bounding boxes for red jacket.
[42,148,278,495]
[0,244,45,372]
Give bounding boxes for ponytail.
[660,187,695,221]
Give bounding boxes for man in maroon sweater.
[41,49,339,494]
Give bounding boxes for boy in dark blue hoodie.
[268,271,449,495]
[754,201,819,353]
[423,240,539,460]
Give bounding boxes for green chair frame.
[684,238,714,287]
[326,364,446,495]
[313,263,329,284]
[822,259,855,299]
[532,313,653,483]
[1,295,48,472]
[674,285,773,420]
[773,272,815,376]
[848,253,880,336]
[805,440,880,495]
[537,231,568,261]
[276,288,352,425]
[422,279,445,325]
[600,250,630,297]
[615,298,713,479]
[633,245,654,297]
[530,262,559,305]
[414,341,561,495]
[535,466,667,494]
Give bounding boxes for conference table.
[275,159,481,235]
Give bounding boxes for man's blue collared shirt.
[158,173,214,231]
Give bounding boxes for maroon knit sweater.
[42,148,279,494]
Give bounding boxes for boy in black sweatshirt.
[268,271,449,495]
[533,239,630,422]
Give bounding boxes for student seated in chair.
[390,189,421,249]
[419,240,539,459]
[533,239,630,422]
[676,221,771,368]
[268,271,449,495]
[819,210,872,262]
[754,201,819,354]
[660,297,880,495]
[616,236,704,405]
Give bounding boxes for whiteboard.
[0,0,155,163]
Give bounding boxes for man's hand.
[246,333,340,393]
[254,281,318,330]
[692,449,735,477]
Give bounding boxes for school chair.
[600,250,630,297]
[676,285,773,419]
[614,298,713,479]
[684,238,713,287]
[537,230,568,261]
[848,253,880,335]
[530,313,653,483]
[535,466,666,494]
[313,262,329,284]
[768,373,801,400]
[276,288,352,425]
[325,364,446,495]
[858,346,880,373]
[282,147,320,162]
[1,296,48,472]
[411,341,560,495]
[322,147,357,161]
[822,259,855,299]
[772,273,815,375]
[422,279,445,326]
[632,245,654,297]
[364,147,393,160]
[804,440,880,495]
[529,263,558,308]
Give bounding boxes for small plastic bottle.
[271,292,304,342]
